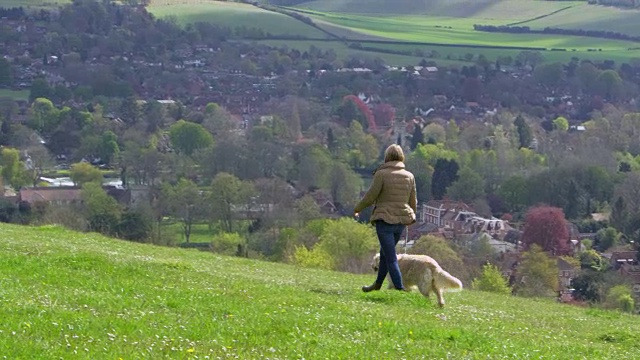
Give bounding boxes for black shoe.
[362,283,382,292]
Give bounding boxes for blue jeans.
[374,221,405,289]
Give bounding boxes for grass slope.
[1,222,639,359]
[0,0,69,8]
[295,0,582,18]
[0,89,29,101]
[148,0,329,38]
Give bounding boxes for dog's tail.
[437,269,463,292]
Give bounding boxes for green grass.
[0,0,69,8]
[147,1,329,38]
[521,4,640,37]
[1,222,640,358]
[0,89,30,101]
[295,0,582,18]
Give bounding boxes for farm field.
[147,1,329,38]
[255,39,469,67]
[0,0,68,7]
[294,0,583,18]
[2,222,640,358]
[521,4,640,37]
[300,11,639,51]
[0,89,30,101]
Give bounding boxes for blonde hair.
[384,144,405,163]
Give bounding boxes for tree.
[603,285,635,313]
[553,116,569,132]
[410,235,464,278]
[571,270,604,302]
[472,263,511,294]
[98,130,120,165]
[209,172,255,233]
[431,158,459,200]
[595,227,621,251]
[314,218,378,273]
[69,162,102,186]
[0,58,12,86]
[328,161,362,208]
[116,206,152,242]
[514,244,559,298]
[164,178,207,243]
[168,120,214,156]
[410,123,424,150]
[514,115,532,149]
[28,98,59,134]
[445,167,485,203]
[81,182,121,235]
[521,206,570,255]
[533,62,564,87]
[498,175,528,213]
[0,147,27,190]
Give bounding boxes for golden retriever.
[372,253,463,307]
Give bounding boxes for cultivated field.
[147,1,329,38]
[295,0,583,18]
[1,222,640,358]
[521,3,640,37]
[0,0,68,7]
[0,89,30,101]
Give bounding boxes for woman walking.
[354,144,417,292]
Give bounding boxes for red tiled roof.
[19,187,82,203]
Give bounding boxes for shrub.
[603,285,635,313]
[211,232,246,256]
[293,246,333,270]
[472,264,511,294]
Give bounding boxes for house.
[557,257,578,290]
[19,187,82,205]
[610,251,638,269]
[420,200,476,232]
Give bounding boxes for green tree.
[410,235,464,278]
[315,218,378,273]
[445,166,485,203]
[472,264,511,294]
[99,130,120,165]
[328,161,362,208]
[603,285,635,313]
[70,162,103,186]
[553,116,569,132]
[514,244,559,298]
[0,58,12,86]
[595,227,621,251]
[514,115,532,149]
[28,98,59,134]
[81,182,121,235]
[596,69,623,100]
[209,172,255,233]
[116,207,152,242]
[0,147,29,190]
[431,158,459,200]
[164,178,207,243]
[168,120,214,156]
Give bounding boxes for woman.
[354,144,417,292]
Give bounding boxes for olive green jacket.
[354,161,417,225]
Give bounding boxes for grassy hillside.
[0,0,69,8]
[147,0,329,38]
[1,222,639,359]
[521,4,640,37]
[293,0,582,17]
[0,89,29,101]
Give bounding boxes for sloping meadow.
[1,223,638,359]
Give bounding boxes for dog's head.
[371,253,381,272]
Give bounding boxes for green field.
[2,222,640,358]
[522,4,640,37]
[0,0,69,7]
[148,1,329,38]
[0,89,30,101]
[295,0,583,18]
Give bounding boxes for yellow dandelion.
[187,348,195,353]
